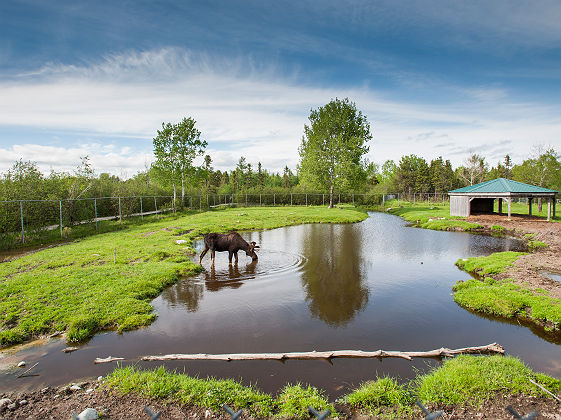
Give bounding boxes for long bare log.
[140,343,504,362]
[94,356,125,364]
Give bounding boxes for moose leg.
[211,249,216,264]
[199,246,209,264]
[228,251,233,264]
[234,251,239,264]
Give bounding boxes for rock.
[175,239,188,244]
[62,346,79,353]
[19,400,27,406]
[17,361,26,367]
[76,407,99,419]
[205,409,212,418]
[85,388,95,394]
[7,403,16,410]
[41,387,49,394]
[70,385,82,391]
[97,376,103,381]
[0,398,12,409]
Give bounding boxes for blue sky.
[1,1,560,176]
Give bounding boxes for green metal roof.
[449,178,558,194]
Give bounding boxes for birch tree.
[297,98,372,208]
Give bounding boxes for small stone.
[41,387,49,394]
[0,398,12,408]
[7,403,16,410]
[70,385,82,391]
[76,407,99,420]
[175,239,188,244]
[205,409,212,418]
[17,361,26,367]
[97,376,103,381]
[62,347,79,353]
[85,388,94,394]
[19,400,27,406]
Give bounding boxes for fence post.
[352,193,354,206]
[259,194,262,206]
[94,198,98,230]
[59,200,63,238]
[20,200,24,244]
[199,195,202,210]
[273,193,276,206]
[119,197,122,223]
[245,193,247,207]
[397,193,400,207]
[154,196,158,217]
[140,197,144,220]
[339,193,341,205]
[322,194,324,206]
[306,193,308,206]
[290,193,293,206]
[190,196,192,209]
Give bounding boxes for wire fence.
[0,192,453,247]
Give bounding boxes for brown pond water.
[2,212,560,398]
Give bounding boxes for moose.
[199,232,259,265]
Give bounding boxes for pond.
[2,212,560,398]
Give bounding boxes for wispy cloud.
[0,48,560,175]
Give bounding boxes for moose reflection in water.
[199,232,260,264]
[301,223,369,326]
[204,261,258,291]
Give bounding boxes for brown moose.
[199,232,259,264]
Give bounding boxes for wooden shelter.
[448,178,557,220]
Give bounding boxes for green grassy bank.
[0,206,367,346]
[104,355,561,419]
[385,202,484,231]
[454,253,561,332]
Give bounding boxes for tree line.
[1,99,560,205]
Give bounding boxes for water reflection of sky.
[2,212,559,399]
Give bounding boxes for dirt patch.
[141,227,178,238]
[2,384,560,419]
[468,214,561,299]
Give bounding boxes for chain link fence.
[0,192,451,248]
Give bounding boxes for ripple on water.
[195,249,307,286]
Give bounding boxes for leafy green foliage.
[298,98,372,207]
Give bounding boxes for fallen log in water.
[138,343,504,363]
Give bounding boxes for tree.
[297,98,372,207]
[173,117,207,202]
[512,146,561,211]
[395,155,430,196]
[152,117,207,205]
[457,154,488,186]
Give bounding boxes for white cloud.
[0,48,560,175]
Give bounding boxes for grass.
[455,251,527,276]
[103,355,561,418]
[454,252,561,330]
[0,205,367,346]
[453,279,561,328]
[415,355,561,406]
[386,202,484,232]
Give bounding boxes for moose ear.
[254,245,260,249]
[251,241,256,246]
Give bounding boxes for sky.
[1,0,560,177]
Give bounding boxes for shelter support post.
[554,199,556,219]
[547,198,552,221]
[498,198,502,215]
[529,198,532,216]
[507,198,511,220]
